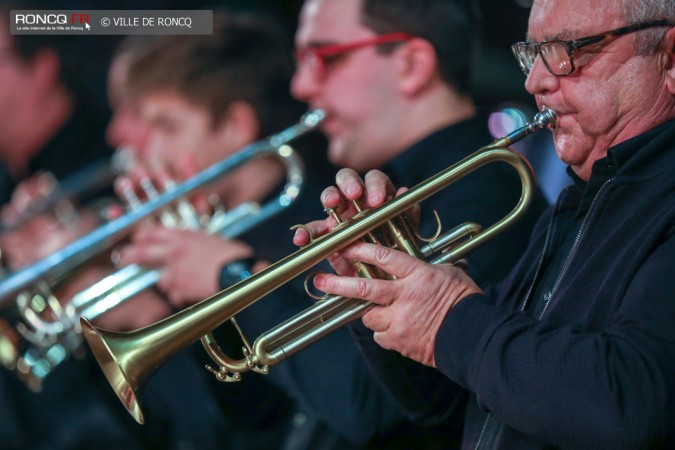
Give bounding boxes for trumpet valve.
[325,206,343,225]
[350,199,371,221]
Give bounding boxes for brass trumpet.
[81,107,557,424]
[0,109,324,391]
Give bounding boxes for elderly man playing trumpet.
[298,0,675,448]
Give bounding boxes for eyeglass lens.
[514,42,573,77]
[540,43,573,75]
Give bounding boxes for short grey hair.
[622,0,675,54]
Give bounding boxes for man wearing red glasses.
[291,1,546,287]
[290,0,548,446]
[301,0,675,448]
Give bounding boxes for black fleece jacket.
[433,119,675,448]
[352,119,675,449]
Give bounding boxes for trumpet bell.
[80,317,145,424]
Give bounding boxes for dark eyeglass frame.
[512,19,675,77]
[294,32,414,78]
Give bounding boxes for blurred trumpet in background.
[0,109,323,391]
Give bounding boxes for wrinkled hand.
[117,226,254,308]
[292,168,467,366]
[292,168,419,276]
[313,242,481,368]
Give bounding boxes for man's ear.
[395,38,439,96]
[215,101,260,150]
[662,27,675,95]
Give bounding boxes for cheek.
[326,64,384,117]
[561,80,620,134]
[326,79,366,121]
[148,133,188,171]
[168,127,200,155]
[200,140,231,169]
[108,113,139,148]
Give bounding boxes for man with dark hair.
[303,0,675,447]
[291,0,546,288]
[359,0,479,95]
[287,0,548,446]
[264,0,547,446]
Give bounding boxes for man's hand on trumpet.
[111,154,257,308]
[116,227,254,308]
[112,155,214,224]
[293,168,418,277]
[295,169,481,368]
[0,172,100,269]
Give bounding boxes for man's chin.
[553,134,586,168]
[327,140,372,172]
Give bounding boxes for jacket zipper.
[520,209,558,312]
[538,179,612,318]
[474,179,612,449]
[474,201,559,450]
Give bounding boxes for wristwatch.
[219,258,254,288]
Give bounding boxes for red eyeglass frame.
[294,32,414,77]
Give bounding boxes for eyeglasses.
[511,19,675,77]
[294,32,414,79]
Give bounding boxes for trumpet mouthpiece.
[535,106,558,130]
[302,109,325,127]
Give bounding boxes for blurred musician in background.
[0,4,146,449]
[103,34,243,449]
[300,0,675,448]
[289,0,548,444]
[0,6,236,450]
[0,3,114,250]
[102,13,302,449]
[0,7,112,206]
[105,36,155,156]
[290,0,547,286]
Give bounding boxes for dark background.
[228,0,536,106]
[5,0,535,108]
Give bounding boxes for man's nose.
[525,55,559,97]
[139,133,164,166]
[291,60,321,103]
